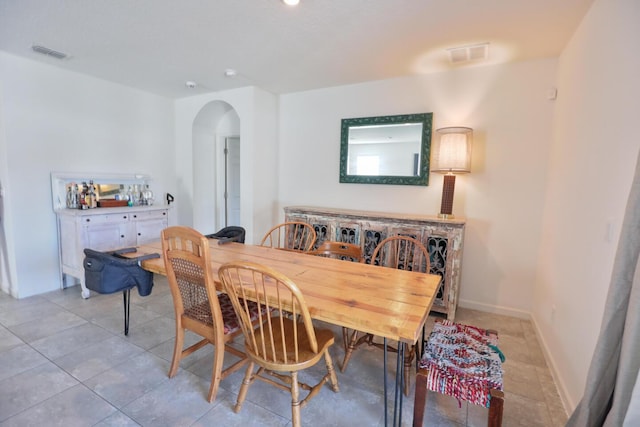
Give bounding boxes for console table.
[56,206,169,298]
[51,172,169,299]
[284,206,465,320]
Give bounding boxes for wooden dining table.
[129,239,441,426]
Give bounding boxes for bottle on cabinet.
[88,180,98,209]
[79,182,88,209]
[142,184,154,206]
[66,183,79,209]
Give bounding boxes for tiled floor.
[0,277,568,426]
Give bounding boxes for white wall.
[174,86,278,244]
[0,73,17,296]
[533,0,640,411]
[0,52,175,298]
[279,59,557,316]
[192,101,239,234]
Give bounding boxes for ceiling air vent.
[31,45,68,60]
[446,43,489,64]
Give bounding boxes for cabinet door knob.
[123,215,127,219]
[162,212,166,216]
[85,218,90,222]
[121,235,124,238]
[138,233,141,236]
[133,215,137,218]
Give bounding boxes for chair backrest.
[219,261,319,365]
[260,222,317,252]
[161,226,224,340]
[371,235,431,273]
[308,241,363,263]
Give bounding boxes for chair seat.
[185,294,266,336]
[219,294,267,335]
[250,317,335,368]
[419,320,504,408]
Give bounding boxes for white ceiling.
[0,0,594,99]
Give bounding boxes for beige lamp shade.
[432,127,473,219]
[431,127,473,173]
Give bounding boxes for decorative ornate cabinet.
[56,206,169,299]
[284,206,465,320]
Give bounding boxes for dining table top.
[130,240,441,344]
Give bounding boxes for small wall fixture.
[431,127,473,219]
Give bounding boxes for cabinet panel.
[135,218,168,245]
[284,206,465,320]
[361,221,388,265]
[335,221,360,245]
[59,215,81,270]
[84,222,134,251]
[424,234,449,313]
[306,215,332,250]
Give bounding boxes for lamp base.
[437,213,455,220]
[438,174,456,218]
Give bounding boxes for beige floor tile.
[0,287,566,427]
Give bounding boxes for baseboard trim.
[457,299,531,319]
[530,315,574,416]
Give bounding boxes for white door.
[224,136,241,227]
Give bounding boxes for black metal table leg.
[384,338,388,426]
[123,288,131,335]
[394,343,404,426]
[384,338,406,427]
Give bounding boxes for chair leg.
[403,343,415,397]
[413,369,428,427]
[234,361,254,413]
[206,339,225,402]
[341,328,358,372]
[412,368,428,427]
[168,325,184,378]
[488,389,504,427]
[341,329,371,372]
[291,371,301,427]
[324,349,340,392]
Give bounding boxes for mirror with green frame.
[339,112,433,185]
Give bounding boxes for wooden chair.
[218,261,340,427]
[162,226,258,402]
[260,221,317,252]
[413,320,504,427]
[308,241,366,365]
[308,240,363,262]
[341,235,430,396]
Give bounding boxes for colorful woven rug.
[419,320,504,408]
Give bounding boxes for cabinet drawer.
[81,213,131,225]
[130,210,168,221]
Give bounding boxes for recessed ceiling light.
[282,0,300,6]
[185,81,197,89]
[224,69,237,77]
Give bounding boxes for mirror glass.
[339,113,432,185]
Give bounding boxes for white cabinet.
[56,206,169,298]
[284,206,465,320]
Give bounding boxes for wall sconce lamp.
[431,127,473,219]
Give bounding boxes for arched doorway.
[192,101,240,235]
